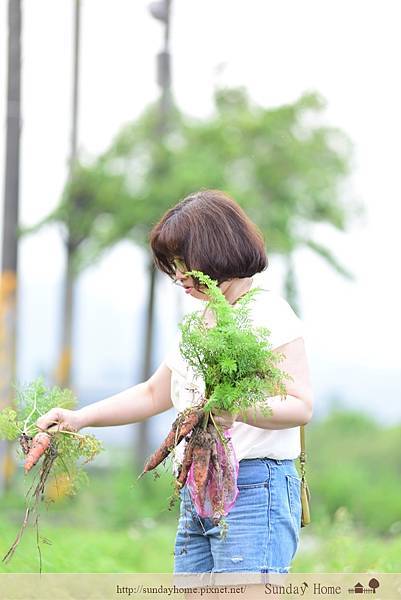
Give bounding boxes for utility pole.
[55,0,81,388]
[0,0,22,492]
[136,0,172,468]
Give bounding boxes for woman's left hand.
[211,409,238,430]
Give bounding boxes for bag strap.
[299,424,312,526]
[299,424,306,479]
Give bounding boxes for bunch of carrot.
[141,404,204,476]
[141,404,233,522]
[0,379,104,568]
[141,270,289,525]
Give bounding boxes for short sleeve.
[250,291,305,350]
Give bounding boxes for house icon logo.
[348,578,380,594]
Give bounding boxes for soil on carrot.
[24,432,52,473]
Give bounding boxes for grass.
[0,452,179,573]
[293,509,401,573]
[1,475,400,573]
[2,517,400,574]
[2,412,401,574]
[0,522,176,573]
[306,410,401,535]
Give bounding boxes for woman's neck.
[220,276,254,305]
[202,277,253,327]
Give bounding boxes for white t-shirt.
[163,280,305,461]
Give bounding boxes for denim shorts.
[173,458,302,574]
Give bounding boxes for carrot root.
[141,407,204,475]
[191,429,213,507]
[24,432,51,473]
[176,438,195,488]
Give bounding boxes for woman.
[37,189,313,575]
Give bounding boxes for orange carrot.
[142,420,178,474]
[192,429,213,506]
[209,436,225,521]
[142,408,203,475]
[24,432,51,473]
[174,408,204,445]
[176,438,195,488]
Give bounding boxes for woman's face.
[173,258,233,301]
[173,259,210,300]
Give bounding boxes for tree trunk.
[54,244,75,387]
[0,0,22,493]
[135,259,157,469]
[54,0,80,388]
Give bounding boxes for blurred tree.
[22,1,129,393]
[89,88,356,311]
[170,88,356,311]
[22,161,131,367]
[25,87,356,466]
[22,0,85,392]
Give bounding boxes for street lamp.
[149,0,169,23]
[148,0,171,116]
[136,1,173,467]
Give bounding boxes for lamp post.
[135,1,173,468]
[149,0,172,128]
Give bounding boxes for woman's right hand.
[36,407,85,434]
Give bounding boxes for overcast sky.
[1,0,400,422]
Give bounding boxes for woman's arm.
[36,362,173,432]
[236,337,313,430]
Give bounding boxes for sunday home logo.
[348,578,380,594]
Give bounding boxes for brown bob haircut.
[149,189,267,286]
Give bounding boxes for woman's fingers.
[212,409,238,430]
[36,408,65,432]
[36,408,81,433]
[41,424,60,433]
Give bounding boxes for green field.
[1,410,401,573]
[1,517,401,574]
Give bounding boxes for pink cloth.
[187,429,239,523]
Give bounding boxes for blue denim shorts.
[173,458,302,574]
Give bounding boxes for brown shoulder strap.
[299,424,311,526]
[299,424,306,478]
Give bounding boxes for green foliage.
[0,407,19,440]
[0,378,103,496]
[50,428,103,496]
[0,521,176,573]
[24,88,357,286]
[2,512,401,574]
[292,508,401,573]
[20,163,132,274]
[2,457,401,573]
[307,410,401,535]
[1,422,401,574]
[11,378,77,435]
[178,271,289,413]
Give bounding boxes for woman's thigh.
[174,485,214,573]
[209,458,301,573]
[174,458,301,574]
